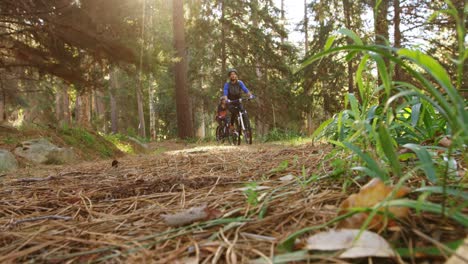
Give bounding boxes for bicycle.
[215,117,232,144]
[227,96,255,145]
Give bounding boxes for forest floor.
[0,141,466,263]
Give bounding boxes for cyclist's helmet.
[227,68,238,77]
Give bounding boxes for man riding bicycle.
[221,68,254,130]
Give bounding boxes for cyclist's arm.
[238,81,250,94]
[222,83,229,99]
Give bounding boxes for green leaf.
[370,53,391,100]
[402,143,437,183]
[338,28,363,45]
[384,199,468,226]
[347,93,360,118]
[414,186,468,200]
[378,125,402,176]
[352,166,384,179]
[356,55,370,106]
[344,142,388,181]
[411,103,422,127]
[311,117,334,140]
[397,49,458,104]
[324,35,336,51]
[327,139,346,148]
[396,240,464,258]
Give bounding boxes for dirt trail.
[1,142,465,263]
[1,142,343,262]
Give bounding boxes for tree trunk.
[342,0,354,94]
[149,75,157,140]
[304,0,314,134]
[221,0,227,76]
[196,102,206,138]
[173,0,194,139]
[280,0,285,44]
[110,68,119,134]
[393,0,402,81]
[136,0,147,138]
[372,0,389,103]
[55,85,70,127]
[136,83,146,138]
[0,79,6,123]
[94,89,106,132]
[76,91,91,128]
[304,0,309,54]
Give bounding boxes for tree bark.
[94,89,106,132]
[173,0,194,139]
[304,0,309,54]
[0,79,6,123]
[280,0,285,44]
[149,75,157,140]
[75,91,91,128]
[393,0,402,81]
[136,0,147,138]
[221,0,227,76]
[372,0,389,103]
[55,85,70,127]
[110,68,119,134]
[342,0,354,94]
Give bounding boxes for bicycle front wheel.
[243,128,252,145]
[216,126,223,143]
[233,122,241,145]
[242,114,252,145]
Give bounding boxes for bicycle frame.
[227,97,254,145]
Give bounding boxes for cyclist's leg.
[228,104,238,127]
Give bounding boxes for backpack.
[228,82,241,100]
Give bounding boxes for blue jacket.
[223,80,250,97]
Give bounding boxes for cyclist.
[221,68,254,130]
[215,97,229,128]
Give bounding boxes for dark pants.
[228,103,244,126]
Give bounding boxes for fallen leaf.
[279,174,295,181]
[236,186,270,191]
[173,257,198,264]
[438,136,452,148]
[305,229,395,258]
[161,205,221,227]
[337,178,411,230]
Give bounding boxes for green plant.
[296,165,319,188]
[243,182,259,206]
[2,136,17,145]
[262,128,303,143]
[299,0,467,239]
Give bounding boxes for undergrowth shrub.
[305,1,466,223]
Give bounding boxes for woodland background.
[0,0,466,140]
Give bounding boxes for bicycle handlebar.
[227,96,256,104]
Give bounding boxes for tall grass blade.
[378,125,402,176]
[370,53,391,99]
[344,142,388,181]
[384,199,468,226]
[311,117,334,141]
[338,28,363,45]
[402,143,437,183]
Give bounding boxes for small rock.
[0,149,18,172]
[14,138,77,164]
